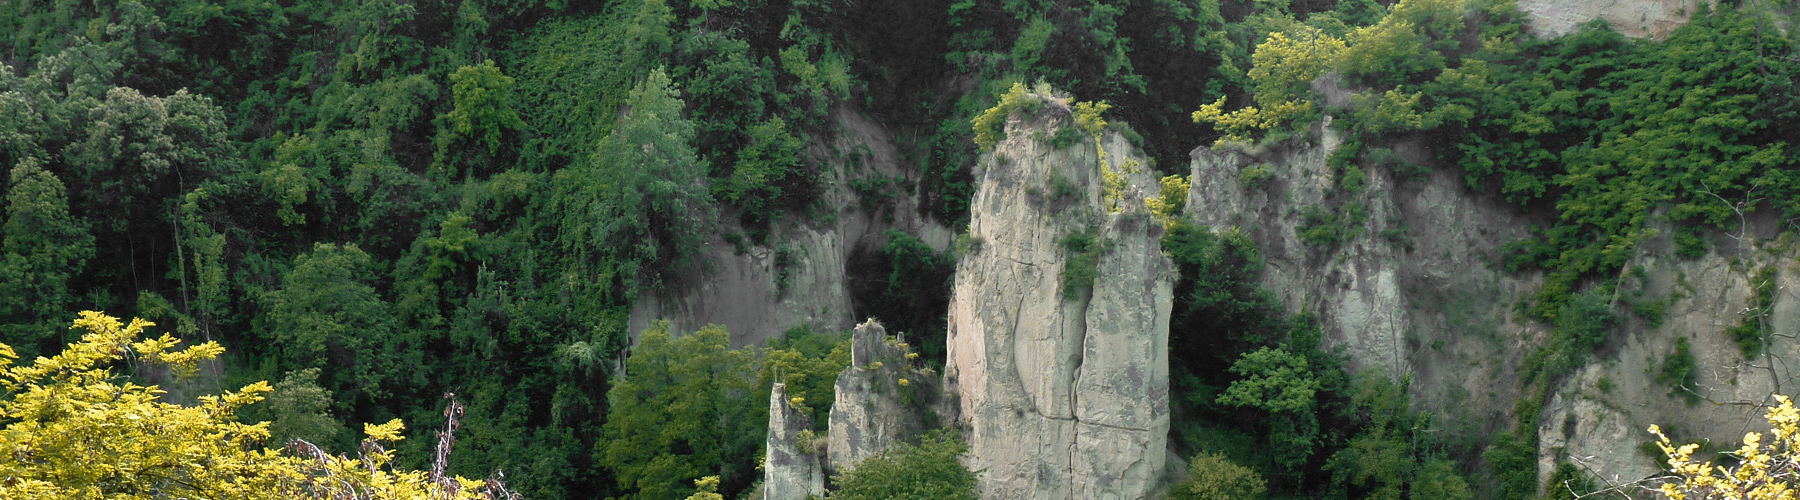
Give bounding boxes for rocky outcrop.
[827,319,936,472]
[1538,238,1800,487]
[942,94,1173,500]
[765,383,825,500]
[1518,0,1706,40]
[1186,117,1800,489]
[629,107,952,348]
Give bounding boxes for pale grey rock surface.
[942,95,1173,500]
[765,383,824,500]
[1187,115,1800,491]
[828,319,936,473]
[1518,0,1706,39]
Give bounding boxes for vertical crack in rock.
[765,382,824,500]
[942,99,1171,500]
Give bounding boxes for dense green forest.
[3,0,1800,498]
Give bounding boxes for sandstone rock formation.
[827,319,936,472]
[942,94,1173,500]
[764,383,824,500]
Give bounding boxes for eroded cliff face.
[1187,118,1800,489]
[942,98,1174,500]
[628,107,953,348]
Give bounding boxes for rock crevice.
[942,98,1173,500]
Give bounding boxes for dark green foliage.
[1299,202,1367,248]
[848,230,956,367]
[551,68,714,298]
[1058,226,1109,298]
[1533,289,1619,383]
[0,160,94,359]
[830,429,978,500]
[1048,125,1085,149]
[724,117,815,238]
[259,243,412,400]
[1484,431,1541,500]
[1050,173,1081,202]
[1632,296,1669,328]
[1162,221,1471,496]
[1217,346,1321,478]
[1674,225,1710,259]
[1338,165,1367,193]
[1380,221,1414,252]
[1728,265,1780,359]
[1425,7,1800,319]
[1543,462,1598,500]
[442,60,526,157]
[1659,336,1700,406]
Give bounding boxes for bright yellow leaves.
[0,311,516,500]
[1074,100,1111,135]
[0,311,289,500]
[1193,27,1345,144]
[1194,0,1467,145]
[1651,395,1800,500]
[1146,174,1192,226]
[972,82,1040,151]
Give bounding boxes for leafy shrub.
[954,232,984,256]
[1073,100,1111,135]
[1299,202,1367,247]
[1167,452,1267,500]
[1485,430,1541,500]
[830,430,977,500]
[1193,26,1345,144]
[972,83,1044,150]
[1339,165,1367,193]
[1648,396,1800,499]
[1048,126,1084,149]
[1675,225,1709,259]
[1217,346,1321,478]
[1380,222,1413,251]
[1059,227,1110,298]
[1537,289,1619,380]
[1632,296,1669,327]
[1146,174,1191,225]
[724,117,814,237]
[1658,336,1699,406]
[1728,265,1780,359]
[1239,163,1275,188]
[1050,173,1081,203]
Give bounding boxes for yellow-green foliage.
[1349,88,1427,134]
[1168,452,1267,500]
[0,312,506,500]
[683,476,725,500]
[1146,174,1191,225]
[1339,0,1464,85]
[1074,100,1111,135]
[1100,157,1141,213]
[1651,395,1800,499]
[1193,27,1345,143]
[972,82,1042,151]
